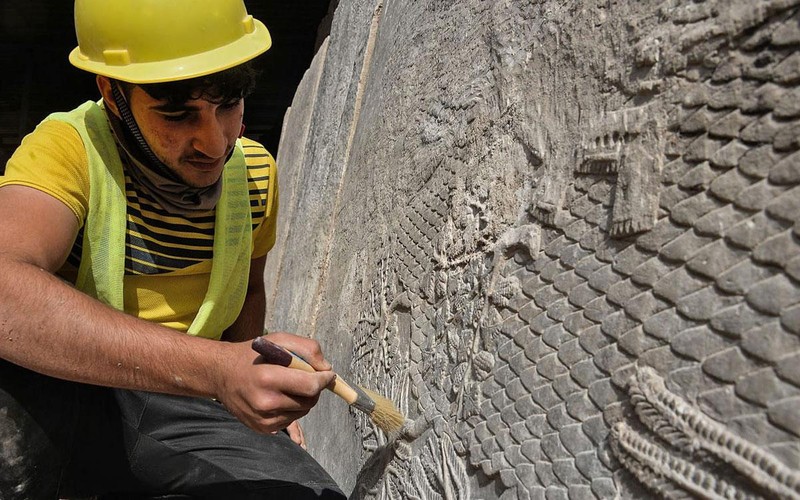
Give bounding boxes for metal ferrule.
[350,384,376,414]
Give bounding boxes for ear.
[96,75,121,118]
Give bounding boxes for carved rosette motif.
[346,1,800,498]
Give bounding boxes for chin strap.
[110,81,181,181]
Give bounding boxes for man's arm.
[221,254,311,448]
[0,185,334,433]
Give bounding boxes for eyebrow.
[150,103,200,113]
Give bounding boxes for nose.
[191,113,228,159]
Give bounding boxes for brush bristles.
[361,387,406,435]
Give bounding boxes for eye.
[160,112,190,122]
[220,99,242,110]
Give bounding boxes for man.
[0,0,344,498]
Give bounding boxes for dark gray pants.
[0,360,345,499]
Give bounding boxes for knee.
[0,397,63,498]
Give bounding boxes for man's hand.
[212,332,334,435]
[286,421,306,449]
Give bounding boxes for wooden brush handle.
[251,336,360,405]
[251,336,295,367]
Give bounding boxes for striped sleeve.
[242,138,278,258]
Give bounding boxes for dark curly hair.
[118,60,259,105]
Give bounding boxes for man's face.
[127,85,244,188]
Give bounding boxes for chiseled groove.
[628,367,800,499]
[610,431,695,500]
[611,422,761,500]
[629,389,697,455]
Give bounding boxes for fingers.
[246,370,333,436]
[264,332,333,372]
[251,365,334,411]
[286,420,306,449]
[260,363,335,396]
[253,410,308,435]
[217,339,335,436]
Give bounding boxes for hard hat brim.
[69,19,271,84]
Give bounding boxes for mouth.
[186,158,223,172]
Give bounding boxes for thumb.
[318,371,337,391]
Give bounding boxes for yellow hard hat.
[68,0,271,84]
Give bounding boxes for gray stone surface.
[264,0,800,497]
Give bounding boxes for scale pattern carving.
[345,1,800,498]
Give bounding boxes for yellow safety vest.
[46,100,252,339]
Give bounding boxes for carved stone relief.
[578,106,665,238]
[612,367,800,498]
[266,0,800,497]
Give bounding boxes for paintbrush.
[251,336,406,435]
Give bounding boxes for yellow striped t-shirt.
[1,119,277,331]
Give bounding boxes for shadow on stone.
[348,444,397,500]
